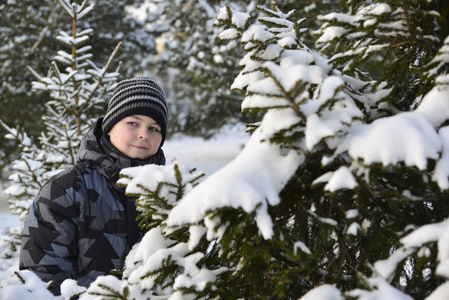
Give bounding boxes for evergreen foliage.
[0,0,154,175]
[144,0,248,137]
[3,1,449,299]
[0,0,120,254]
[128,163,205,232]
[315,0,449,111]
[80,1,449,299]
[86,162,207,299]
[146,0,341,138]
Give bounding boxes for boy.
[19,77,168,295]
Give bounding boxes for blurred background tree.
[0,0,342,177]
[84,1,449,298]
[0,0,155,177]
[143,0,341,137]
[0,0,122,255]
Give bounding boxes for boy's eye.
[128,122,138,126]
[149,127,160,132]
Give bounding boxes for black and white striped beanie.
[102,77,169,146]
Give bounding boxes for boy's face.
[108,115,162,159]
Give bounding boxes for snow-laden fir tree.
[82,1,449,299]
[0,0,59,176]
[143,0,248,137]
[79,2,379,298]
[0,162,206,299]
[0,0,155,174]
[144,0,342,139]
[0,0,120,259]
[3,1,449,299]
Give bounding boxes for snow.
[59,279,87,298]
[166,109,303,240]
[427,282,449,300]
[324,166,358,192]
[347,222,361,236]
[361,3,392,16]
[0,270,54,300]
[346,209,359,219]
[373,218,449,281]
[57,0,94,19]
[0,131,247,299]
[163,124,248,177]
[436,221,449,278]
[299,284,343,300]
[432,126,449,189]
[316,26,349,44]
[2,1,449,299]
[294,241,312,255]
[218,28,241,41]
[242,24,275,43]
[334,75,449,177]
[347,277,414,300]
[342,111,441,169]
[216,7,249,28]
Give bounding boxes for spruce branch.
[82,41,123,112]
[89,284,128,299]
[62,122,75,164]
[21,156,43,190]
[262,67,306,120]
[13,271,25,284]
[50,61,77,116]
[401,0,418,43]
[70,1,81,135]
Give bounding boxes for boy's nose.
[138,130,149,140]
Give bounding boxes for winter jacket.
[19,118,165,295]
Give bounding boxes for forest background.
[2,0,449,299]
[0,0,345,177]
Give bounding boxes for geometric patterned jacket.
[19,118,165,295]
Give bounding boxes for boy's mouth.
[132,145,148,150]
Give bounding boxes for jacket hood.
[76,118,166,183]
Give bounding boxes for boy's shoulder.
[48,160,100,190]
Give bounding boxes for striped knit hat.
[102,77,169,146]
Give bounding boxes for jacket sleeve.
[19,179,80,295]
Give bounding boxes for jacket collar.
[76,118,166,184]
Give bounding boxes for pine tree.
[3,1,449,299]
[144,0,341,138]
[0,0,155,176]
[314,0,449,296]
[84,1,449,299]
[0,0,58,177]
[85,162,206,299]
[0,0,120,258]
[315,0,449,111]
[144,0,247,137]
[86,2,377,298]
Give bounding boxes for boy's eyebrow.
[129,115,160,125]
